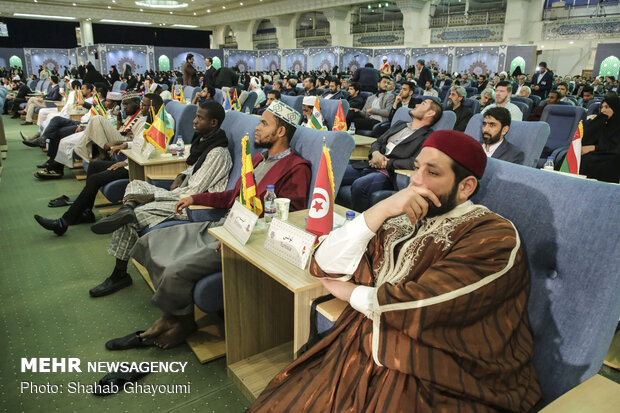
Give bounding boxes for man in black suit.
[202,57,216,88]
[529,61,553,99]
[352,63,380,93]
[481,107,524,165]
[337,99,443,212]
[9,80,32,118]
[416,59,433,91]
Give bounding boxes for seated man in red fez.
[250,130,542,413]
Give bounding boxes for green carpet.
[0,115,249,412]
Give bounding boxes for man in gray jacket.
[346,76,395,131]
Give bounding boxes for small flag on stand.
[309,97,327,130]
[332,100,347,131]
[89,93,107,117]
[231,89,241,111]
[239,135,263,216]
[144,106,174,153]
[223,89,233,111]
[178,86,186,104]
[560,121,583,174]
[306,138,335,239]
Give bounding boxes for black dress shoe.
[23,139,42,148]
[90,207,136,234]
[34,215,67,235]
[77,210,96,224]
[89,275,132,297]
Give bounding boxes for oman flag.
[560,121,583,174]
[306,142,335,238]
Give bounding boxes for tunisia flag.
[306,145,335,239]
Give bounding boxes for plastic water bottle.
[543,156,554,171]
[349,122,356,135]
[176,136,184,157]
[263,185,277,223]
[346,211,356,222]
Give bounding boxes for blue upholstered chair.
[213,88,224,105]
[463,97,481,114]
[183,85,198,103]
[190,111,355,314]
[240,91,257,113]
[34,80,44,92]
[27,79,37,91]
[529,94,542,106]
[165,100,197,144]
[511,100,530,120]
[465,86,477,97]
[280,95,303,123]
[112,81,126,92]
[419,95,441,105]
[587,102,601,117]
[537,105,586,167]
[319,158,620,407]
[318,98,349,130]
[464,114,549,167]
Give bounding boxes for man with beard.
[250,130,541,413]
[84,101,233,297]
[104,101,312,348]
[339,99,442,212]
[346,76,395,130]
[445,85,473,132]
[481,81,523,121]
[480,107,524,164]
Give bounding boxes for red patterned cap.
[421,130,487,179]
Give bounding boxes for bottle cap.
[346,211,355,219]
[267,185,275,191]
[547,156,553,160]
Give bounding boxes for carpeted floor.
[0,114,249,412]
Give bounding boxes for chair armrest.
[312,297,347,322]
[146,173,178,181]
[539,374,620,412]
[186,206,227,222]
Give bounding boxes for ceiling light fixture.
[193,12,196,15]
[135,1,188,9]
[172,24,198,28]
[207,9,211,12]
[14,13,76,19]
[101,19,153,25]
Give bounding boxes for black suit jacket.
[44,85,61,101]
[529,71,553,98]
[203,67,216,87]
[489,139,525,165]
[451,104,473,132]
[354,121,433,174]
[352,67,380,93]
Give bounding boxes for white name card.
[264,219,317,270]
[223,200,259,245]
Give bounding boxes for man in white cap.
[248,76,266,108]
[103,101,312,348]
[301,95,316,127]
[380,56,391,76]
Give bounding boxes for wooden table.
[209,205,350,402]
[350,134,376,160]
[121,147,190,181]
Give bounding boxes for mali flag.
[239,135,263,216]
[332,100,347,131]
[560,121,583,174]
[144,106,174,153]
[309,97,327,130]
[89,93,107,117]
[306,141,335,238]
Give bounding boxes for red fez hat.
[421,130,487,179]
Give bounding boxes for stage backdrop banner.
[309,49,337,71]
[25,48,73,77]
[258,50,280,71]
[374,48,406,72]
[282,49,307,72]
[341,47,372,72]
[102,44,149,75]
[455,48,500,76]
[225,50,258,72]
